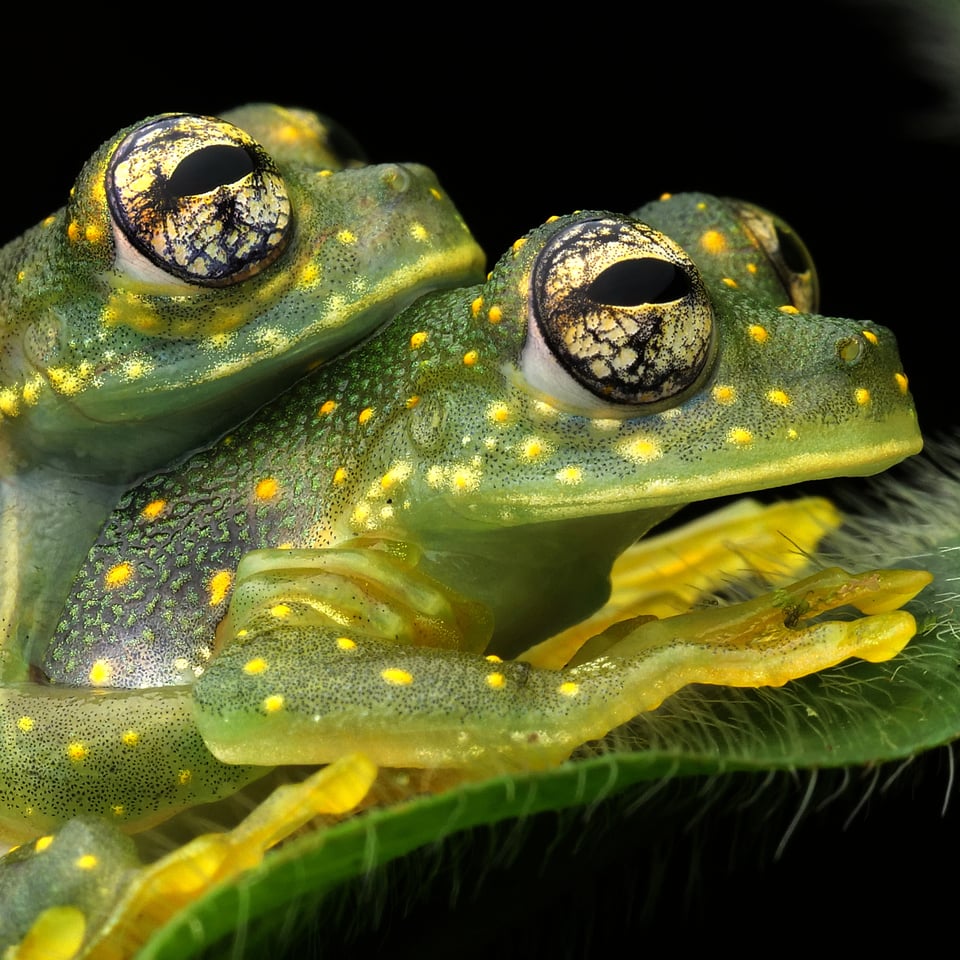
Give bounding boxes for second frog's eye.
[106,114,292,286]
[521,217,715,415]
[725,200,819,313]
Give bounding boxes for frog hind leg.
[194,544,930,773]
[2,756,376,960]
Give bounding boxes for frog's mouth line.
[437,418,924,523]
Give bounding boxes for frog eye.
[106,114,292,286]
[520,217,715,415]
[725,200,819,312]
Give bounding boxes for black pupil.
[168,144,255,198]
[774,226,809,275]
[589,258,689,306]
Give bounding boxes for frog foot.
[3,754,376,960]
[194,550,931,773]
[523,496,844,670]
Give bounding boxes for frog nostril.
[836,336,865,366]
[379,164,412,193]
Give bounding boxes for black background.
[3,1,958,952]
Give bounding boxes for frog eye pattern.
[522,217,714,412]
[725,200,819,313]
[106,114,292,286]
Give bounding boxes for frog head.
[323,196,920,652]
[0,104,484,480]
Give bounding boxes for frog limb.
[194,561,930,773]
[0,684,264,844]
[1,755,375,960]
[521,496,843,670]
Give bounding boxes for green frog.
[0,193,929,958]
[0,103,485,678]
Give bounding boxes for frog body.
[0,194,923,848]
[0,104,485,677]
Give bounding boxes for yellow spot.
[337,229,357,244]
[512,237,527,253]
[67,220,81,242]
[555,465,583,485]
[121,730,140,747]
[140,499,167,520]
[463,349,479,366]
[15,270,24,283]
[333,466,348,484]
[617,436,662,463]
[766,389,791,406]
[104,562,134,589]
[486,672,506,689]
[75,854,98,870]
[352,502,371,525]
[778,304,800,314]
[67,742,88,762]
[487,402,511,424]
[178,769,192,785]
[409,222,429,242]
[405,395,420,409]
[299,261,320,285]
[358,407,375,425]
[557,681,580,697]
[696,201,707,210]
[700,230,727,254]
[786,428,799,440]
[485,654,503,663]
[659,192,672,201]
[727,427,753,445]
[112,805,125,817]
[35,836,54,852]
[84,224,103,243]
[470,296,484,318]
[862,330,879,345]
[22,375,43,405]
[319,399,338,416]
[270,603,293,619]
[748,324,769,343]
[746,262,758,274]
[243,657,269,676]
[0,387,20,417]
[16,716,34,733]
[208,570,233,606]
[855,388,871,406]
[263,694,285,714]
[380,462,412,491]
[895,372,909,394]
[721,277,738,288]
[430,187,443,200]
[381,667,414,686]
[410,331,428,349]
[336,637,357,651]
[450,465,481,492]
[487,306,503,324]
[520,436,551,460]
[318,169,333,178]
[712,384,737,404]
[88,660,113,686]
[255,477,279,500]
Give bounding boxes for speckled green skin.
[0,104,484,680]
[0,195,922,848]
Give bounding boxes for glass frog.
[0,103,485,679]
[0,194,930,958]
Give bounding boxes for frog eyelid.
[519,216,716,418]
[105,113,293,288]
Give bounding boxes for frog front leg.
[193,544,931,773]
